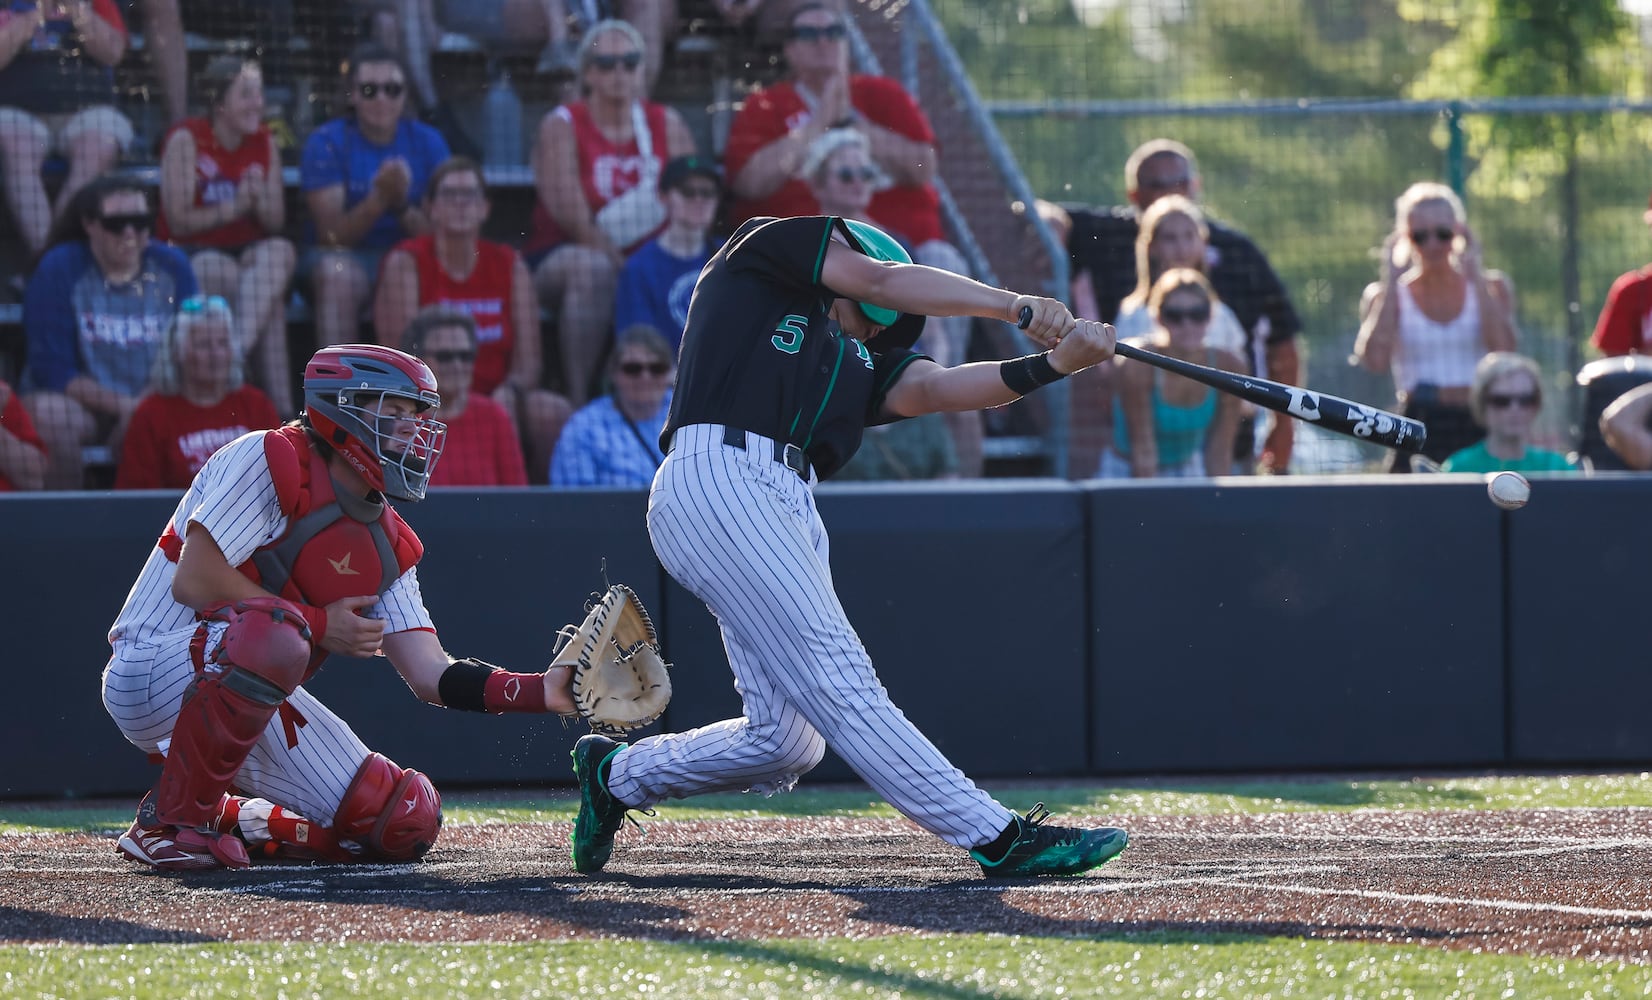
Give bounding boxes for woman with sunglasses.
[401,305,531,487]
[1355,181,1518,470]
[1102,268,1243,479]
[115,295,280,490]
[1440,352,1576,474]
[527,19,696,405]
[300,43,451,351]
[21,174,199,489]
[157,57,297,416]
[550,324,675,487]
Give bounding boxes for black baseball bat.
[1017,307,1427,453]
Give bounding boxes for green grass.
[4,935,1650,999]
[8,772,1652,834]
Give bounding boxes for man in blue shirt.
[550,325,674,487]
[300,43,451,349]
[613,155,723,353]
[23,174,198,489]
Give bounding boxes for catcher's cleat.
[969,803,1128,878]
[117,819,251,871]
[570,734,631,874]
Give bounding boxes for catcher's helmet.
[838,218,927,353]
[302,345,446,501]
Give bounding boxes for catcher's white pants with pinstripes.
[606,423,1016,850]
[102,623,373,824]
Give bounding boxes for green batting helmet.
[840,219,909,326]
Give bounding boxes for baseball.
[1486,471,1531,510]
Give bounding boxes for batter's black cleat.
[570,734,631,874]
[969,803,1128,878]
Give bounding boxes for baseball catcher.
[102,345,586,871]
[550,584,671,736]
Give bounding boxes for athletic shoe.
[569,734,630,874]
[969,803,1128,878]
[116,820,251,871]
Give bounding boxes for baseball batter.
[570,216,1130,878]
[103,344,579,871]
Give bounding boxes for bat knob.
[1017,306,1033,329]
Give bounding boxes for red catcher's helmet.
[302,345,446,501]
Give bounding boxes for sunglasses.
[588,51,643,72]
[180,294,231,314]
[833,166,878,184]
[789,23,846,42]
[358,81,405,100]
[97,212,153,235]
[1485,392,1539,410]
[618,361,671,377]
[1159,304,1211,325]
[1410,226,1455,245]
[429,349,476,364]
[674,184,720,200]
[434,186,484,203]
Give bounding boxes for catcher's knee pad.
[153,599,313,829]
[333,753,442,862]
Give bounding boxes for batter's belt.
[669,423,813,481]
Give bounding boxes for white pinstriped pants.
[610,423,1015,849]
[102,622,372,824]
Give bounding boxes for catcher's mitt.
[552,584,671,735]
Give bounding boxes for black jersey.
[662,215,925,480]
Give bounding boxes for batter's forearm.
[865,262,1015,324]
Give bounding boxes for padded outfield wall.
[0,476,1635,799]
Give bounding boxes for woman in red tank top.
[157,57,298,417]
[526,19,698,406]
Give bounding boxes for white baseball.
[1486,471,1531,510]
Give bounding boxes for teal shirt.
[1112,366,1218,469]
[1441,442,1577,474]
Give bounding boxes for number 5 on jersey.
[772,315,808,354]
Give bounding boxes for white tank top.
[1391,280,1483,392]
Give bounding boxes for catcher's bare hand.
[320,594,383,658]
[1048,319,1116,375]
[1009,295,1076,348]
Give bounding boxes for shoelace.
[1020,802,1084,848]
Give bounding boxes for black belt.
[721,425,811,480]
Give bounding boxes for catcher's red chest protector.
[160,427,423,673]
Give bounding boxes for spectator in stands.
[157,57,298,416]
[0,376,46,490]
[115,294,281,490]
[833,414,958,481]
[1064,139,1302,474]
[22,174,199,490]
[1440,352,1575,474]
[526,18,695,404]
[1590,190,1652,358]
[614,154,720,352]
[726,3,983,466]
[128,0,302,127]
[301,43,451,349]
[549,323,672,487]
[1101,269,1242,479]
[798,126,983,476]
[401,304,529,487]
[1601,380,1652,471]
[374,156,569,481]
[1354,181,1518,472]
[0,0,132,257]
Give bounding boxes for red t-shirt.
[1592,267,1652,356]
[428,394,528,487]
[0,385,45,492]
[156,117,278,248]
[723,75,942,246]
[115,386,281,490]
[526,100,672,255]
[392,233,522,396]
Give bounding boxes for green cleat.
[970,803,1129,878]
[569,734,631,874]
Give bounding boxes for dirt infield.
[4,807,1650,962]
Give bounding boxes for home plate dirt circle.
[3,808,1650,962]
